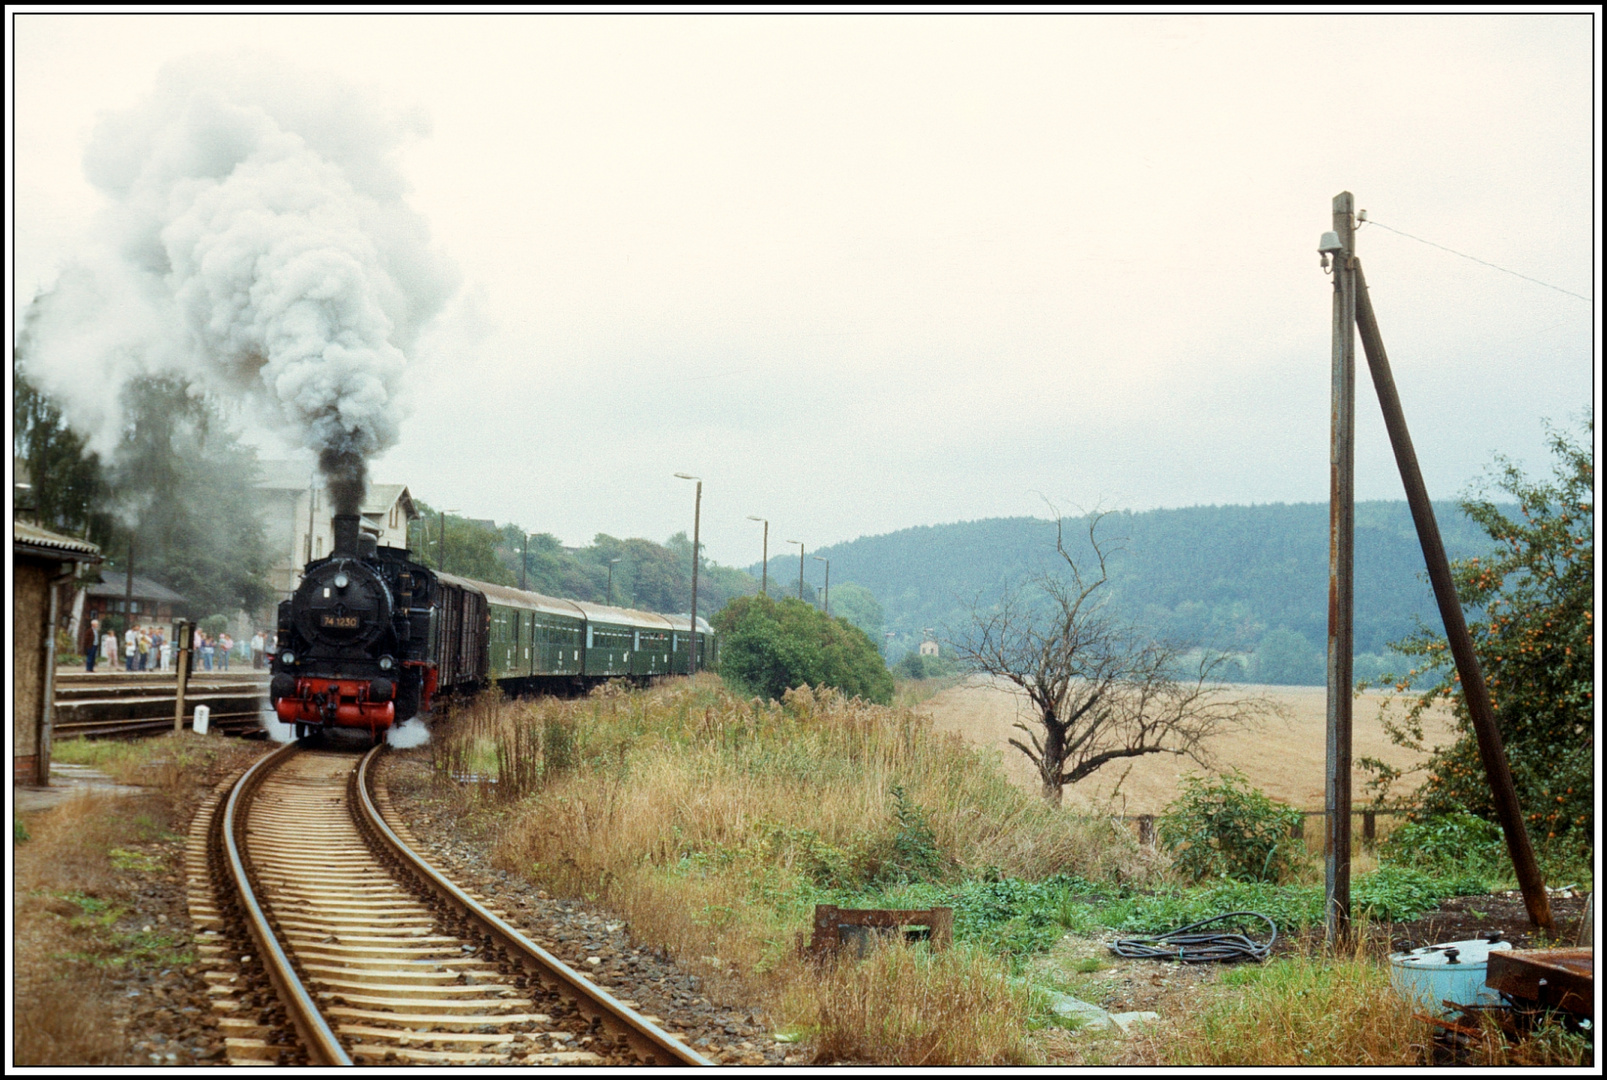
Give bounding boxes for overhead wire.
[1362,219,1593,303]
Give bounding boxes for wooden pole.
[1351,260,1553,932]
[173,621,194,733]
[689,480,701,675]
[1325,191,1357,941]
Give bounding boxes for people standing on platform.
[125,628,138,671]
[201,630,216,671]
[153,627,167,671]
[137,627,151,671]
[103,626,118,673]
[219,632,233,671]
[86,617,101,672]
[251,630,265,670]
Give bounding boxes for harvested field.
[919,677,1458,815]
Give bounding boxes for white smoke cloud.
[18,53,456,483]
[385,717,432,749]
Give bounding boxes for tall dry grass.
[789,941,1038,1066]
[429,677,1161,1063]
[1132,929,1426,1067]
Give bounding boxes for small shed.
[14,520,102,786]
[79,574,190,650]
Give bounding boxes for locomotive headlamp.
[379,655,394,671]
[334,572,350,589]
[281,651,296,666]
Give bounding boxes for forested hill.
[757,502,1507,686]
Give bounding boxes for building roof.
[84,573,188,605]
[362,483,418,521]
[13,519,103,562]
[255,461,417,522]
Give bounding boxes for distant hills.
[755,502,1506,686]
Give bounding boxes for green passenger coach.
[444,575,716,693]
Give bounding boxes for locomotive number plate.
[320,615,361,628]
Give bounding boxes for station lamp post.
[813,555,830,617]
[607,557,622,605]
[787,540,804,601]
[747,516,768,597]
[674,474,702,675]
[439,509,460,574]
[518,532,533,592]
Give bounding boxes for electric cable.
[1363,219,1592,303]
[1108,911,1277,964]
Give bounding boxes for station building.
[13,519,102,786]
[255,460,422,605]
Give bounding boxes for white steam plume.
[18,55,456,511]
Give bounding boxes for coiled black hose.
[1109,911,1277,963]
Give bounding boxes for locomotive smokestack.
[333,514,362,558]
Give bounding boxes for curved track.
[207,742,710,1066]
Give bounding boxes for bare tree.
[956,512,1277,806]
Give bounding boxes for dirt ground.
[919,677,1458,815]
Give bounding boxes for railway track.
[192,742,710,1066]
[55,671,269,739]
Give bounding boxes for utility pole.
[813,556,830,617]
[675,475,701,675]
[787,540,804,600]
[1317,193,1554,936]
[1351,260,1553,933]
[1323,191,1357,941]
[748,516,768,596]
[124,534,135,629]
[306,472,316,562]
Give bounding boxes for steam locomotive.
[269,513,716,743]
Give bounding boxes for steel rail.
[222,742,354,1067]
[353,745,713,1067]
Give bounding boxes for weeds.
[1138,937,1424,1066]
[790,941,1038,1066]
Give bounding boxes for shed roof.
[13,520,103,562]
[84,573,188,605]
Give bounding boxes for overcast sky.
[10,12,1599,569]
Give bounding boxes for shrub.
[1379,811,1508,879]
[1158,772,1305,884]
[714,595,894,704]
[1365,424,1593,859]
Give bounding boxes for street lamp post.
[813,555,830,617]
[607,558,622,605]
[674,474,702,675]
[787,540,804,600]
[747,516,768,597]
[438,509,461,574]
[519,532,532,592]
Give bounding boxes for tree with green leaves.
[17,369,274,620]
[1363,422,1593,857]
[13,367,113,543]
[714,594,894,705]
